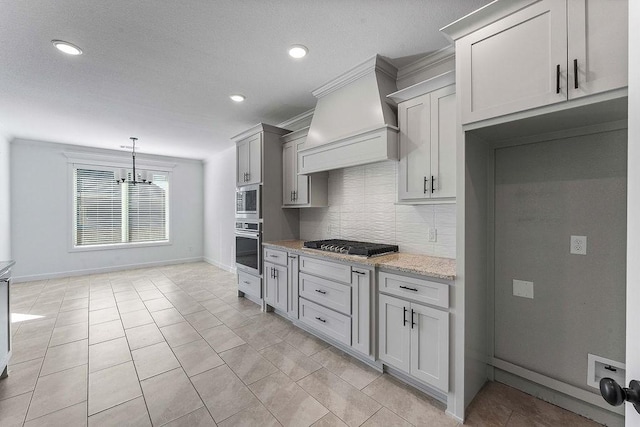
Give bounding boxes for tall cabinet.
[389,74,457,203]
[281,127,328,208]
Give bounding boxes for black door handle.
[403,307,407,326]
[600,378,640,414]
[573,59,579,89]
[431,175,435,193]
[556,64,561,94]
[411,309,416,329]
[423,176,427,194]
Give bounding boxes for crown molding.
[230,123,291,142]
[276,109,315,129]
[396,45,455,84]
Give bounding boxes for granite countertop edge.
[0,260,16,277]
[263,240,456,281]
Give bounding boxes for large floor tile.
[220,343,279,385]
[0,392,32,427]
[120,309,154,329]
[259,341,322,381]
[298,369,381,427]
[215,308,253,329]
[138,289,164,301]
[183,309,222,332]
[116,298,147,314]
[88,361,142,415]
[234,322,282,351]
[250,371,329,426]
[89,319,125,345]
[60,297,89,312]
[24,402,87,427]
[284,329,330,357]
[362,375,456,427]
[191,364,259,423]
[27,364,88,421]
[132,341,180,380]
[89,307,120,325]
[312,346,381,390]
[164,406,217,427]
[200,324,245,353]
[140,367,204,426]
[311,412,349,427]
[200,297,231,314]
[89,296,116,311]
[87,396,151,427]
[151,307,185,327]
[89,337,131,373]
[55,308,89,327]
[160,321,201,348]
[10,333,51,364]
[0,358,43,401]
[125,322,165,350]
[218,403,281,427]
[361,408,413,427]
[49,322,88,347]
[40,338,88,376]
[144,297,174,312]
[172,339,224,377]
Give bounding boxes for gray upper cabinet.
[236,132,262,186]
[452,0,628,125]
[281,127,328,208]
[397,84,456,202]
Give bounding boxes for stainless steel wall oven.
[235,220,261,275]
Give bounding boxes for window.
[73,166,169,247]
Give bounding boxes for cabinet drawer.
[299,298,351,346]
[299,256,351,284]
[299,273,351,315]
[264,248,288,266]
[238,272,261,299]
[379,272,449,309]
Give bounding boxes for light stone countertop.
[263,240,456,281]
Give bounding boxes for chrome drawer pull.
[315,317,326,323]
[399,285,418,292]
[315,289,327,294]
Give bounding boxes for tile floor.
[0,262,604,426]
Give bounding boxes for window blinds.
[74,167,169,247]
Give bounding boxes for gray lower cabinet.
[264,247,298,319]
[1,268,12,378]
[287,253,299,320]
[379,272,450,392]
[298,255,373,358]
[264,261,288,312]
[238,271,261,300]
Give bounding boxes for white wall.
[203,146,236,271]
[0,133,10,260]
[10,139,204,281]
[300,160,456,258]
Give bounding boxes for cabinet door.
[567,0,628,99]
[246,133,262,185]
[236,139,250,186]
[264,262,276,306]
[409,302,449,391]
[274,264,288,312]
[398,93,431,200]
[282,141,296,206]
[0,280,9,370]
[457,0,567,124]
[351,269,371,356]
[287,254,299,319]
[378,294,410,373]
[430,85,456,199]
[293,138,309,205]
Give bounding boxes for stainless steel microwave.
[236,184,261,219]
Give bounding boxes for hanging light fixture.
[115,137,152,185]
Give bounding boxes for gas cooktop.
[303,239,399,257]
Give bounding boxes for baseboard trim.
[203,257,236,273]
[12,257,205,283]
[491,358,625,426]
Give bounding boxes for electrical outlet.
[428,227,437,242]
[327,224,332,234]
[570,235,587,255]
[513,280,534,299]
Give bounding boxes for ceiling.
[0,0,490,160]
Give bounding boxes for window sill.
[69,240,172,253]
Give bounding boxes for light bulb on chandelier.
[116,137,153,185]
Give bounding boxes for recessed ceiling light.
[52,40,83,55]
[230,94,245,102]
[288,45,308,59]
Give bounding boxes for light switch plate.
[513,280,534,299]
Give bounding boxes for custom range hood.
[298,55,399,174]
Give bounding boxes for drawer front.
[299,298,351,346]
[379,272,449,309]
[299,256,351,284]
[299,273,351,315]
[264,248,288,267]
[238,272,261,299]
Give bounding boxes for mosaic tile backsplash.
[299,161,456,259]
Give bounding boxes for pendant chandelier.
[115,137,152,185]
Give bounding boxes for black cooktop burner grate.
[303,239,399,257]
